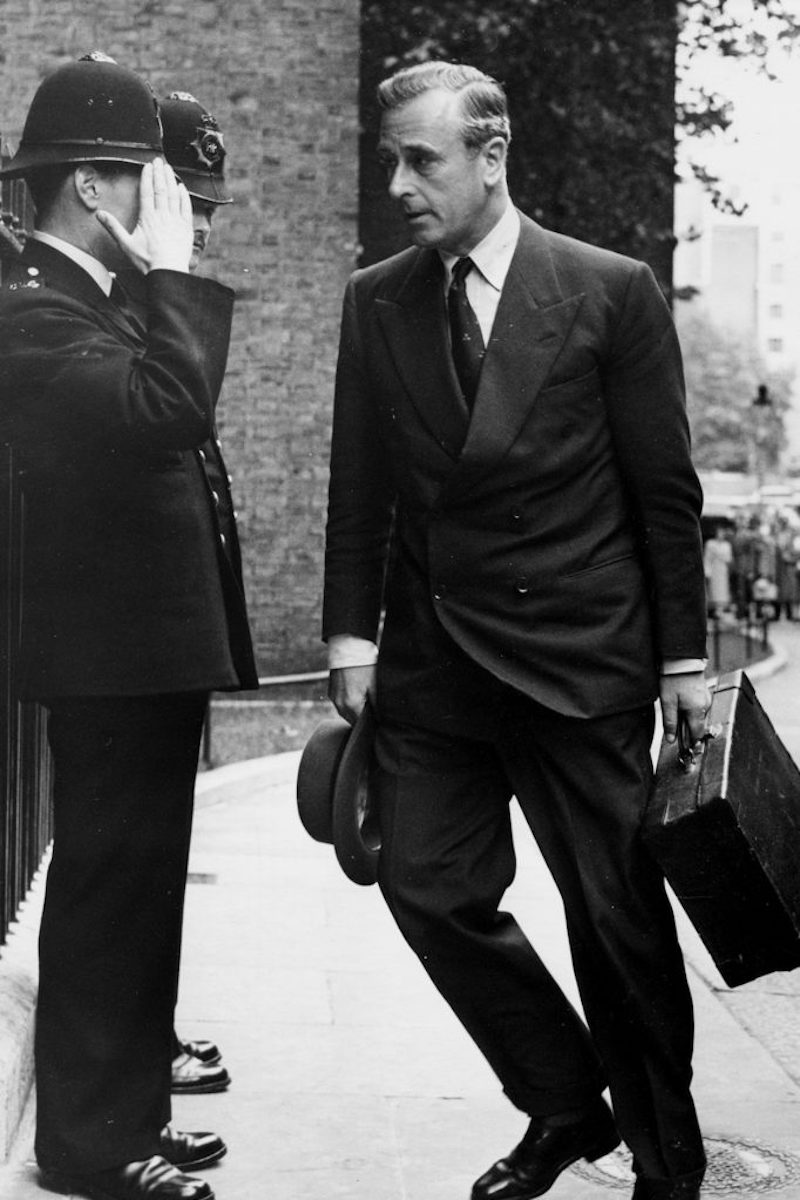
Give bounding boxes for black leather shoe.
[41,1156,214,1200]
[170,1052,230,1094]
[632,1177,702,1199]
[159,1128,227,1171]
[471,1099,620,1200]
[177,1039,221,1065]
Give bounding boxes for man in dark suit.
[0,54,256,1200]
[323,62,710,1200]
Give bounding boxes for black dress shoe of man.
[41,1156,214,1200]
[471,1099,620,1200]
[159,1128,227,1171]
[178,1039,222,1065]
[170,1052,230,1094]
[632,1176,702,1199]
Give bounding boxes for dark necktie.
[447,256,486,409]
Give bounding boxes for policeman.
[156,91,237,1099]
[0,54,257,1200]
[113,90,249,1099]
[160,92,233,269]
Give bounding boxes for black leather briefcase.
[644,668,800,987]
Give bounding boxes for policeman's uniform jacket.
[323,213,707,727]
[0,238,257,699]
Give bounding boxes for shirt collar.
[439,202,521,292]
[31,231,115,297]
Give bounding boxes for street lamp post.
[752,383,772,496]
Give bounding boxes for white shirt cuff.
[660,658,708,675]
[327,635,379,670]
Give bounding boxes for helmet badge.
[190,123,225,170]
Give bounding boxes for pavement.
[2,628,800,1198]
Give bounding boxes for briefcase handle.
[677,718,721,774]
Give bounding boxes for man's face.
[377,88,500,256]
[99,168,141,232]
[94,167,142,269]
[189,199,215,272]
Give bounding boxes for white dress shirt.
[440,202,521,346]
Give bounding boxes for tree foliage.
[677,306,794,471]
[360,0,800,285]
[677,0,800,213]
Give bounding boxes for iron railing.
[0,150,52,944]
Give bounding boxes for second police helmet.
[159,92,232,205]
[0,52,163,179]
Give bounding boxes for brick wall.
[0,0,361,675]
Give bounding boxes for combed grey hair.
[377,61,512,150]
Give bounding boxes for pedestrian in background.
[731,514,759,620]
[703,525,733,619]
[774,515,799,621]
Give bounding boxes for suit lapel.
[375,250,469,460]
[443,216,585,496]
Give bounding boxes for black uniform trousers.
[35,692,208,1174]
[374,680,705,1186]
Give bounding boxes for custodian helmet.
[0,52,163,179]
[159,92,232,205]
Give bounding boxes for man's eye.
[410,154,433,171]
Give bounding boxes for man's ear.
[482,136,508,185]
[72,164,103,211]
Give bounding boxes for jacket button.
[510,506,523,523]
[212,490,220,505]
[432,584,446,600]
[198,449,207,462]
[220,533,227,547]
[514,577,530,595]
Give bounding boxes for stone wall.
[0,0,361,674]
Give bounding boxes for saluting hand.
[96,158,194,275]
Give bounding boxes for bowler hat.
[296,703,380,886]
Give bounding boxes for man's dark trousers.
[35,692,208,1174]
[374,671,704,1185]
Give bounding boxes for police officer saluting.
[0,54,256,1200]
